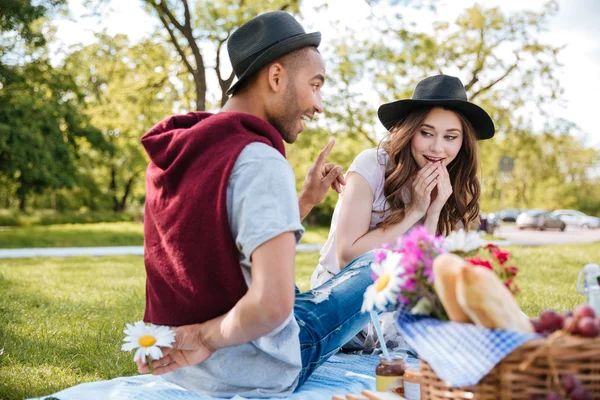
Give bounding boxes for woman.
[312,74,495,291]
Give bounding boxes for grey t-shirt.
[163,142,305,397]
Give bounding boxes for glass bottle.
[403,367,422,400]
[375,354,406,395]
[577,263,600,315]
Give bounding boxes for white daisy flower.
[121,321,176,364]
[444,229,485,254]
[361,251,405,312]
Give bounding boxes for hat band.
[412,95,468,101]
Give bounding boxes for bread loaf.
[433,253,472,323]
[456,265,533,333]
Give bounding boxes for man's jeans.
[294,252,374,387]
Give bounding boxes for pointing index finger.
[315,139,335,166]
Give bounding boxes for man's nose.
[313,95,324,115]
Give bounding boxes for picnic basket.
[417,333,600,399]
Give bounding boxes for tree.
[0,58,108,210]
[0,0,66,50]
[139,0,301,110]
[0,0,107,211]
[302,1,573,217]
[63,33,179,211]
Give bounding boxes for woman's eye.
[421,131,432,136]
[445,136,458,140]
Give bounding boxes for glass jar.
[375,354,406,395]
[403,367,422,400]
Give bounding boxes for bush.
[0,210,20,226]
[0,209,137,227]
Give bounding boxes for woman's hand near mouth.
[409,161,439,216]
[427,162,453,216]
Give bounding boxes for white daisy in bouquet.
[361,226,449,317]
[122,321,175,371]
[361,249,405,312]
[443,229,486,256]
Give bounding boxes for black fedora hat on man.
[378,75,495,140]
[227,11,321,96]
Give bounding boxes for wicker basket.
[418,333,600,399]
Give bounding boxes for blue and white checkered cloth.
[31,354,379,400]
[396,311,539,387]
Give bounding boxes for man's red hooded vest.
[141,112,286,326]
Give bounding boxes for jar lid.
[379,352,408,362]
[378,354,407,363]
[379,350,409,360]
[405,356,421,368]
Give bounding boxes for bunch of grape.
[529,374,593,399]
[530,305,600,338]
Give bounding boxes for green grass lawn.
[0,223,330,248]
[1,242,598,399]
[0,222,145,248]
[0,221,497,249]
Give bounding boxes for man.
[138,11,374,397]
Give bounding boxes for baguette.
[433,253,472,323]
[456,265,533,333]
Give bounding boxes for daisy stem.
[148,357,154,374]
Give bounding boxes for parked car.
[480,211,500,234]
[516,210,566,231]
[552,209,600,229]
[496,208,523,222]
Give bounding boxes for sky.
[51,0,600,149]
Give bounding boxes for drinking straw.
[370,311,389,357]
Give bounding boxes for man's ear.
[267,62,286,93]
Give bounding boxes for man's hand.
[137,324,214,375]
[298,139,345,220]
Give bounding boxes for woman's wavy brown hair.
[378,106,480,235]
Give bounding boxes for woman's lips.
[424,155,444,162]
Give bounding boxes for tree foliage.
[302,1,600,218]
[139,0,301,110]
[0,0,107,210]
[62,33,178,211]
[0,0,66,49]
[1,0,598,219]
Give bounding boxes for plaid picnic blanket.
[396,311,540,387]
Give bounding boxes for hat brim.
[378,99,495,140]
[227,32,321,96]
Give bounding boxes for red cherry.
[530,318,544,333]
[540,310,563,332]
[570,386,593,400]
[560,373,581,394]
[577,317,599,338]
[563,317,578,334]
[573,304,596,319]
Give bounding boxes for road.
[0,228,598,259]
[0,243,323,259]
[494,225,600,246]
